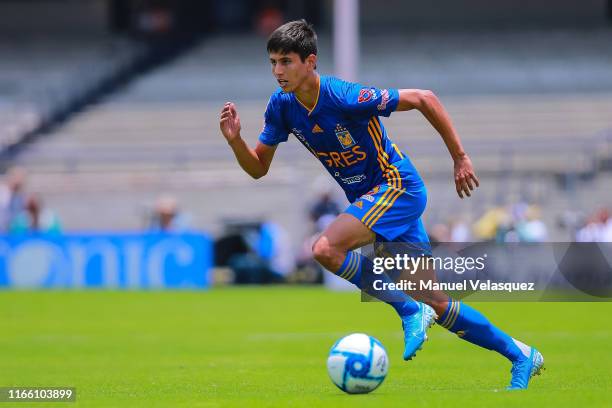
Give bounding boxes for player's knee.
[312,236,342,269]
[312,236,332,264]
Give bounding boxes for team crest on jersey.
[358,88,376,103]
[335,124,355,149]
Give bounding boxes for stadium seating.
[5,30,612,239]
[0,34,145,151]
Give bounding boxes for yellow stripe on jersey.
[367,122,393,188]
[373,117,402,190]
[360,116,405,229]
[367,120,389,170]
[372,119,398,162]
[392,143,404,159]
[370,118,402,190]
[372,117,391,162]
[367,121,398,189]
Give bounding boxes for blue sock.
[437,300,531,362]
[335,251,419,318]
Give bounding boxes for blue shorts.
[345,157,431,255]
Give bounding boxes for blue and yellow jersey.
[259,75,406,203]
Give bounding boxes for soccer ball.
[326,333,388,394]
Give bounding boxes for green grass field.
[1,288,611,407]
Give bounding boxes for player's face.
[269,51,315,92]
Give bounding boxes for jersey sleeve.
[258,94,289,146]
[330,79,399,118]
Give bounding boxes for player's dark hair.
[267,19,317,61]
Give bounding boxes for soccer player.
[219,20,544,390]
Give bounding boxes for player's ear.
[306,54,317,71]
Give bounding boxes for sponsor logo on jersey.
[335,124,355,149]
[354,201,363,209]
[317,145,367,168]
[312,124,324,133]
[292,127,305,140]
[377,89,390,111]
[362,194,375,203]
[358,88,375,103]
[340,174,366,185]
[293,128,312,147]
[292,127,318,155]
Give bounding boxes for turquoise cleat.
[507,347,545,390]
[401,302,436,361]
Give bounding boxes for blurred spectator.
[516,206,548,242]
[0,166,27,232]
[135,0,174,35]
[429,216,472,243]
[9,193,61,235]
[472,206,510,241]
[148,195,192,233]
[604,214,612,242]
[309,192,341,232]
[576,208,612,242]
[450,217,471,242]
[258,221,295,279]
[215,219,292,284]
[292,192,343,283]
[428,222,450,243]
[255,5,284,36]
[471,202,550,243]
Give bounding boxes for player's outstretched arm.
[396,89,480,198]
[219,102,277,179]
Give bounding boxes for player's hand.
[220,102,241,144]
[453,154,479,198]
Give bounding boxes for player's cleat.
[506,347,545,390]
[402,302,436,360]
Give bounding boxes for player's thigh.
[319,213,376,252]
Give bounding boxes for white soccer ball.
[326,333,388,394]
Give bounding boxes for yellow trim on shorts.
[365,187,405,228]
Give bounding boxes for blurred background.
[1,0,612,288]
